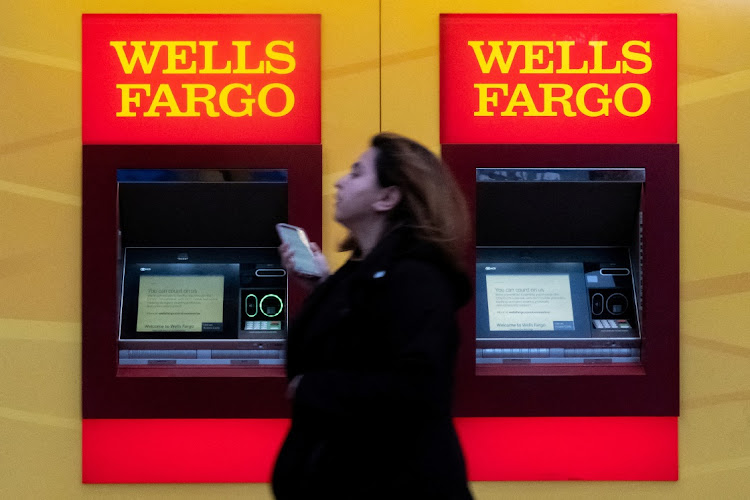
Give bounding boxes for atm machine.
[82,144,322,418]
[475,167,644,370]
[442,144,679,418]
[117,169,289,371]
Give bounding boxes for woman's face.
[334,147,385,228]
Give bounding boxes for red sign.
[440,14,676,144]
[82,14,320,144]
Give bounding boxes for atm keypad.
[243,320,282,331]
[593,319,631,329]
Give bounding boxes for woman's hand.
[279,242,330,291]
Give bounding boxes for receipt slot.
[442,144,678,417]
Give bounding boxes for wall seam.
[379,0,382,131]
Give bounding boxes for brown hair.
[340,132,470,268]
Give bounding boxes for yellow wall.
[1,0,748,498]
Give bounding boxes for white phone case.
[275,223,321,277]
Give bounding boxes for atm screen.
[121,259,241,341]
[136,274,226,333]
[478,262,591,339]
[486,274,574,332]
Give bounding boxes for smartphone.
[275,223,322,277]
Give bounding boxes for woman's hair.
[341,132,470,267]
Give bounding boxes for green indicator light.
[260,294,284,318]
[245,294,258,317]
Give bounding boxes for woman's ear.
[373,185,402,213]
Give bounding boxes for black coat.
[272,228,473,500]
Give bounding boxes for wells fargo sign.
[82,14,320,144]
[440,14,676,143]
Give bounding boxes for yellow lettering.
[577,83,611,117]
[589,41,621,74]
[199,41,232,74]
[614,83,651,117]
[233,41,264,74]
[556,41,589,74]
[219,84,256,117]
[266,41,296,74]
[474,84,508,116]
[538,84,576,116]
[257,83,294,117]
[157,42,198,74]
[116,84,151,116]
[144,83,183,116]
[183,84,220,117]
[110,41,162,75]
[500,84,539,116]
[622,41,652,74]
[519,41,554,74]
[468,41,521,74]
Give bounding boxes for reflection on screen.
[136,275,224,333]
[486,274,574,331]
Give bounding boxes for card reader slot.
[255,268,286,277]
[600,268,630,276]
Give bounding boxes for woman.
[272,132,473,500]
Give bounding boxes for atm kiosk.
[442,144,679,418]
[475,168,643,369]
[82,144,322,418]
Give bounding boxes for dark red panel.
[82,145,321,419]
[444,144,679,417]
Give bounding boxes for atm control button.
[591,293,604,315]
[616,319,631,328]
[260,294,284,318]
[593,320,605,329]
[245,294,258,318]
